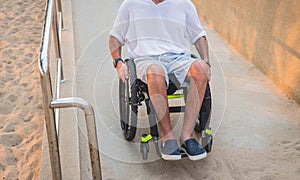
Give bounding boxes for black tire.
[119,78,129,131]
[195,83,212,132]
[119,59,138,141]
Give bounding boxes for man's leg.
[146,64,175,143]
[181,60,209,142]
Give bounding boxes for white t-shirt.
[110,0,206,58]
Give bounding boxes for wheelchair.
[119,57,213,160]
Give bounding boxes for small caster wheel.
[201,128,213,153]
[141,134,152,160]
[204,135,213,153]
[140,142,149,160]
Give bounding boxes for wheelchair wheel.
[195,83,212,132]
[119,59,138,141]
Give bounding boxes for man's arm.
[109,35,128,82]
[109,35,122,59]
[194,36,210,66]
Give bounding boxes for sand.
[0,0,46,179]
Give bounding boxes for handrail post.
[56,0,64,29]
[40,70,62,180]
[54,58,62,136]
[85,110,102,180]
[52,0,64,81]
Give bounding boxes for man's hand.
[116,62,128,83]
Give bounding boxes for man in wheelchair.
[109,0,211,161]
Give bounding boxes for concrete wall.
[193,0,300,103]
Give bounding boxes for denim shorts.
[134,53,199,88]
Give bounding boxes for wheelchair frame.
[119,58,213,160]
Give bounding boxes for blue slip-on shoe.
[161,139,181,160]
[181,139,207,161]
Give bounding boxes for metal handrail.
[51,98,102,179]
[39,0,101,179]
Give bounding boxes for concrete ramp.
[41,0,300,179]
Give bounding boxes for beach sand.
[0,0,45,179]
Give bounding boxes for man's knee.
[146,64,166,80]
[187,61,209,82]
[146,64,167,91]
